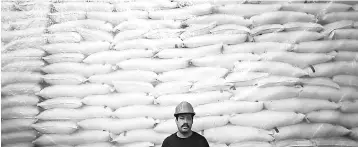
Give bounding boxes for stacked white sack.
[115,1,358,146]
[110,2,254,146]
[110,2,180,147]
[214,1,357,145]
[1,1,52,147]
[32,1,116,147]
[317,4,358,142]
[43,1,190,147]
[276,2,357,144]
[4,1,358,147]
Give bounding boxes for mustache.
[182,124,189,128]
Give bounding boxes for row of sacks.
[3,41,357,72]
[2,89,357,111]
[1,28,113,48]
[3,137,358,147]
[0,43,347,67]
[3,11,356,47]
[3,138,358,147]
[91,55,355,76]
[2,95,358,119]
[2,97,357,120]
[112,29,358,48]
[112,22,358,42]
[3,53,356,76]
[6,1,354,15]
[3,89,357,115]
[3,30,358,54]
[3,69,356,88]
[3,123,358,146]
[17,15,356,35]
[6,0,358,5]
[186,137,358,147]
[97,31,358,50]
[2,6,357,47]
[39,60,358,77]
[2,105,358,135]
[43,47,357,67]
[1,32,107,53]
[2,78,357,99]
[43,8,358,25]
[2,101,357,145]
[27,3,358,22]
[44,77,357,97]
[3,4,358,27]
[4,29,350,52]
[38,39,358,55]
[23,19,357,40]
[110,31,354,50]
[2,78,358,101]
[4,42,353,69]
[203,123,358,143]
[2,53,357,80]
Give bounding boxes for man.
[161,101,210,147]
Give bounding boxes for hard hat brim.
[174,112,195,117]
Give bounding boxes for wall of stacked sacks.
[1,0,358,147]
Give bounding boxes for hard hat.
[174,101,195,116]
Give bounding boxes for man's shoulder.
[192,131,210,147]
[164,132,178,141]
[192,131,207,140]
[162,133,176,146]
[162,132,209,147]
[164,132,207,141]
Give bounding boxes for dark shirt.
[162,131,210,147]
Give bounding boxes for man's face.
[175,113,193,133]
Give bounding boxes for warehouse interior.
[1,0,358,147]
